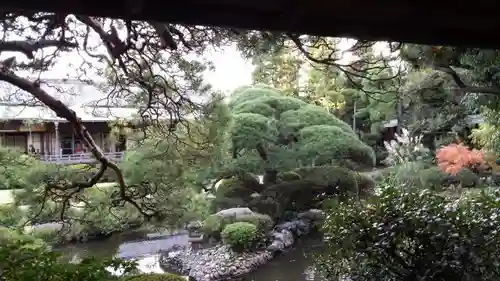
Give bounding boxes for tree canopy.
[3,11,500,227]
[224,85,375,180]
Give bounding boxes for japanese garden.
[1,13,500,281]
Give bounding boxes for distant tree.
[223,84,375,184]
[207,85,376,219]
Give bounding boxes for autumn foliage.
[436,143,485,175]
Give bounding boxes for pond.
[55,231,325,281]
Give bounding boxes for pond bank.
[160,210,325,281]
[54,229,324,281]
[54,228,189,259]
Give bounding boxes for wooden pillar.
[40,133,44,154]
[71,131,75,154]
[28,126,32,149]
[54,121,60,156]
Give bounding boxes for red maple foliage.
[436,143,485,175]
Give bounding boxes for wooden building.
[0,79,166,164]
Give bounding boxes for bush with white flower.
[383,128,431,166]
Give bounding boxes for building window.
[3,133,27,153]
[61,137,86,154]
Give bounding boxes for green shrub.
[0,227,47,250]
[318,186,500,281]
[233,213,273,232]
[321,198,340,210]
[379,161,428,188]
[353,173,376,196]
[30,227,59,243]
[123,273,186,281]
[418,166,446,189]
[251,166,365,219]
[216,178,254,198]
[201,212,273,238]
[456,168,479,187]
[221,222,258,252]
[295,166,358,196]
[247,197,282,220]
[277,171,302,182]
[181,192,213,224]
[0,227,137,281]
[212,177,256,211]
[200,214,223,237]
[0,204,23,227]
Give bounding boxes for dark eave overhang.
[1,0,500,48]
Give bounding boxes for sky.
[193,47,255,93]
[0,19,256,96]
[0,19,391,98]
[37,44,256,94]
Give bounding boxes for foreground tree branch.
[434,65,500,95]
[0,12,406,223]
[0,59,156,218]
[0,40,77,59]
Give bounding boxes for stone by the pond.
[267,240,285,252]
[297,209,326,222]
[275,220,310,237]
[270,229,294,248]
[216,207,254,219]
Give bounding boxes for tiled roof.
[0,79,201,122]
[0,104,146,121]
[0,78,129,107]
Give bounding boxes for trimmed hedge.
[418,166,447,190]
[200,212,273,239]
[221,222,258,252]
[455,168,480,188]
[319,186,500,280]
[0,204,23,227]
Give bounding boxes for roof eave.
[2,1,499,48]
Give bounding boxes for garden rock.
[216,208,254,219]
[297,209,326,222]
[269,229,294,247]
[266,240,285,252]
[275,219,310,236]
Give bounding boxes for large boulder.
[297,209,326,222]
[275,220,310,237]
[270,229,294,247]
[216,207,254,219]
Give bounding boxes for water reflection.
[244,238,325,281]
[109,254,164,275]
[56,230,190,274]
[56,230,189,259]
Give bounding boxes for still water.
[55,231,324,281]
